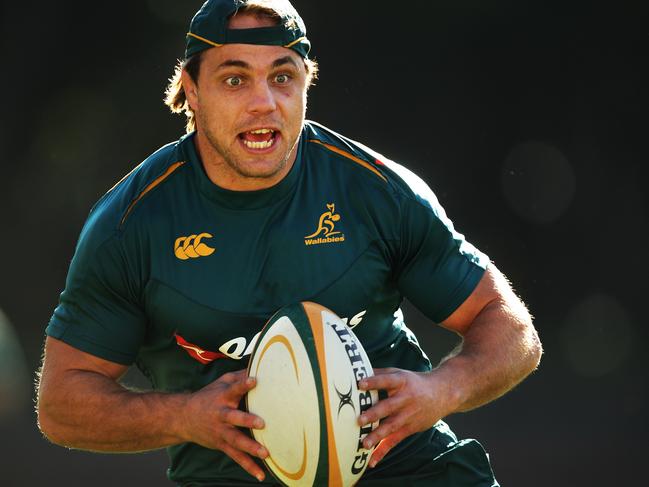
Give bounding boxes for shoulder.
[302,121,439,208]
[76,135,192,251]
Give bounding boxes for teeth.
[249,128,274,134]
[243,139,274,149]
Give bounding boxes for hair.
[164,2,318,133]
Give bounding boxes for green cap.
[185,0,311,59]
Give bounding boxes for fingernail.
[358,415,366,425]
[256,473,264,482]
[358,380,367,390]
[254,418,264,429]
[258,447,268,458]
[369,459,377,468]
[364,439,373,449]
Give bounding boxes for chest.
[140,194,396,358]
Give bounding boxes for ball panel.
[321,309,379,484]
[301,301,344,487]
[246,315,320,486]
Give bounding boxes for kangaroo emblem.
[305,203,341,238]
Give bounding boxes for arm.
[36,337,269,481]
[357,264,542,467]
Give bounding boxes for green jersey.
[46,121,493,486]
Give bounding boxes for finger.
[370,367,401,375]
[368,432,407,468]
[221,443,266,482]
[358,394,408,426]
[359,372,405,392]
[220,407,265,430]
[362,414,405,449]
[219,369,250,385]
[222,376,257,400]
[222,426,269,459]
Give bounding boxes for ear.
[181,69,199,111]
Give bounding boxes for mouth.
[238,128,279,151]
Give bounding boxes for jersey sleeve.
[393,166,490,323]
[46,217,146,365]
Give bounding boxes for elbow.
[36,400,57,445]
[36,386,68,447]
[36,415,58,445]
[505,294,542,377]
[524,318,543,375]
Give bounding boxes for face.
[183,14,309,190]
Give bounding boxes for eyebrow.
[215,55,300,71]
[272,56,299,69]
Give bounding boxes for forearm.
[38,340,268,480]
[434,294,542,415]
[357,267,542,464]
[37,369,188,452]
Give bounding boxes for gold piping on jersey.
[105,162,144,197]
[308,139,387,183]
[120,161,186,227]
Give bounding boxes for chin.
[236,161,286,180]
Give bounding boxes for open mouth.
[239,128,278,150]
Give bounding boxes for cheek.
[281,89,307,119]
[197,94,228,125]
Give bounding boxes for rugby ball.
[246,302,379,487]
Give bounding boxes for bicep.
[46,232,146,365]
[441,264,519,336]
[395,193,490,324]
[37,337,132,442]
[41,336,129,383]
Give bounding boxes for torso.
[48,121,488,484]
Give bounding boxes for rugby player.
[36,1,542,485]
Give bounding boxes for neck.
[193,131,299,191]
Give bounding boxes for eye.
[274,73,291,84]
[225,76,243,87]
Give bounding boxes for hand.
[181,369,268,481]
[357,368,449,468]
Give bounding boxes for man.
[37,0,542,485]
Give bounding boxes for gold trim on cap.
[186,32,224,48]
[284,36,307,48]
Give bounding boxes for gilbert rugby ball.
[246,301,379,487]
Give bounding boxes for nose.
[247,80,277,115]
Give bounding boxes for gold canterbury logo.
[174,233,215,260]
[304,203,345,246]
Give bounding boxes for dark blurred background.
[1,0,646,485]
